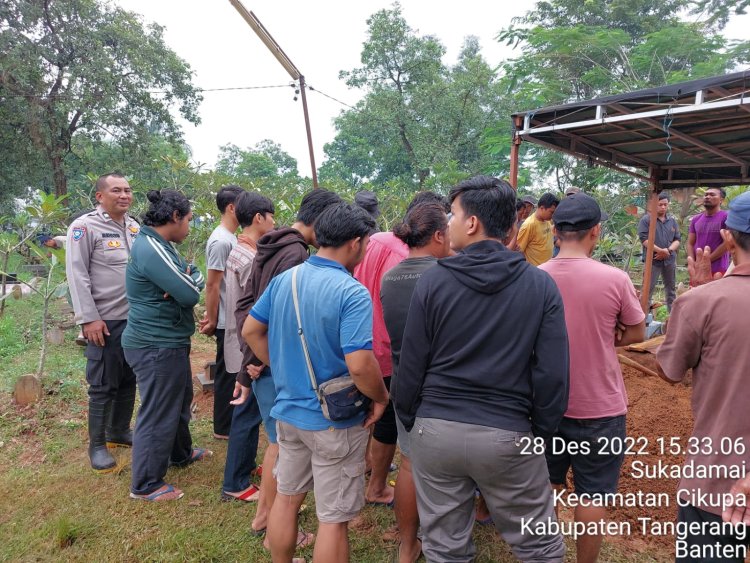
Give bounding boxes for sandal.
[172,447,213,468]
[130,484,183,502]
[221,484,260,502]
[296,529,315,550]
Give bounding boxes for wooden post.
[299,75,318,188]
[509,116,523,190]
[640,169,660,314]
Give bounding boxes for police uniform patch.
[101,232,121,239]
[129,226,139,234]
[107,240,122,248]
[72,226,86,241]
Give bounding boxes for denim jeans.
[221,384,262,493]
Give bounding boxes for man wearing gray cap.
[540,193,645,563]
[657,190,750,561]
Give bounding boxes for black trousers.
[677,504,750,562]
[85,319,136,403]
[213,329,237,436]
[124,347,193,496]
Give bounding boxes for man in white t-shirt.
[199,185,243,439]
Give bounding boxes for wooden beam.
[640,172,660,314]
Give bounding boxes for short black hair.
[729,229,750,252]
[95,172,126,192]
[143,190,191,226]
[393,203,448,248]
[657,191,670,201]
[556,228,592,242]
[314,202,375,248]
[407,191,450,213]
[235,191,275,229]
[516,199,526,212]
[216,185,245,214]
[448,176,516,240]
[538,193,560,209]
[296,189,342,226]
[706,187,727,198]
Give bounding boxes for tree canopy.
[0,0,202,198]
[321,3,507,190]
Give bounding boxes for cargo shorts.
[275,421,368,523]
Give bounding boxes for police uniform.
[66,206,140,472]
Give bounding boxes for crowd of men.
[65,172,750,563]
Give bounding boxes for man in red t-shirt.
[540,193,645,563]
[354,230,408,506]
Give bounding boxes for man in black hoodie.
[394,176,569,563]
[221,189,341,539]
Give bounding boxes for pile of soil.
[614,351,693,549]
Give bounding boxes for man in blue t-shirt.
[245,202,389,563]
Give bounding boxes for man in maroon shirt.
[658,191,750,562]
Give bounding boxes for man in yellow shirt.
[516,193,559,266]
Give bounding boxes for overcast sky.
[115,0,749,179]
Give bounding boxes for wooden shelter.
[509,70,750,311]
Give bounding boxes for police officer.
[66,172,140,473]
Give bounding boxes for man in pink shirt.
[354,227,408,506]
[540,193,645,563]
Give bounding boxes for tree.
[0,0,202,197]
[215,140,299,184]
[323,4,507,189]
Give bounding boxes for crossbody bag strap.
[291,265,321,396]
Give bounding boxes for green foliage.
[0,0,202,196]
[215,140,300,184]
[324,4,508,190]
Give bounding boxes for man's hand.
[615,319,627,343]
[198,312,216,336]
[246,364,264,380]
[229,382,251,406]
[688,246,723,287]
[655,248,670,261]
[723,474,750,525]
[82,320,109,347]
[362,400,387,429]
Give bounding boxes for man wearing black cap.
[540,193,645,563]
[658,191,750,562]
[637,192,681,311]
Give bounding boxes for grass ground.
[0,295,672,562]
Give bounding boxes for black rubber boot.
[89,400,117,473]
[106,386,135,448]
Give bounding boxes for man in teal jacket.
[123,189,208,502]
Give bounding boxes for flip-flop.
[172,447,213,468]
[130,484,184,502]
[296,529,315,549]
[366,498,395,509]
[221,484,260,502]
[475,516,494,526]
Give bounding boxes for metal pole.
[298,75,318,188]
[509,116,522,190]
[640,169,660,314]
